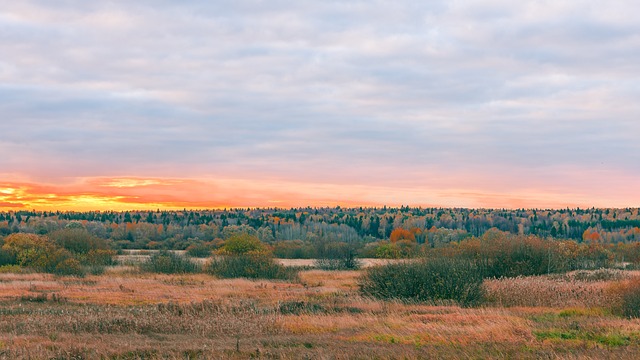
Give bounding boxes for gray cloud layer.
[1,0,639,200]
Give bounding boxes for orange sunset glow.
[0,172,637,211]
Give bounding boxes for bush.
[2,233,76,273]
[0,265,25,274]
[75,249,117,275]
[49,228,109,254]
[206,253,297,280]
[314,241,361,270]
[609,277,640,318]
[186,244,212,258]
[314,256,361,271]
[372,240,419,259]
[273,240,316,259]
[140,251,201,274]
[53,258,85,276]
[219,234,267,255]
[81,249,117,266]
[0,248,17,266]
[359,259,485,307]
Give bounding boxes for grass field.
[1,264,640,359]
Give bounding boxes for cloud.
[0,1,639,208]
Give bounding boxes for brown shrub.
[608,277,640,318]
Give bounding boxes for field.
[1,263,640,359]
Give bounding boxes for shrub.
[314,241,361,270]
[0,248,17,266]
[140,251,201,274]
[273,240,316,259]
[81,249,117,266]
[359,259,485,307]
[314,256,361,271]
[609,277,640,318]
[76,249,116,275]
[53,258,85,276]
[49,228,109,254]
[430,232,573,278]
[185,244,212,258]
[373,240,418,259]
[219,234,267,255]
[2,233,75,273]
[206,253,297,280]
[0,265,24,274]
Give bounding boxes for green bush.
[140,251,201,274]
[53,258,85,276]
[206,253,297,280]
[314,256,361,271]
[49,228,109,254]
[430,231,616,278]
[76,249,116,275]
[0,265,24,274]
[273,240,316,259]
[185,244,212,258]
[80,249,117,266]
[359,259,485,307]
[0,248,17,266]
[314,241,361,270]
[219,233,267,255]
[373,240,419,259]
[2,233,76,274]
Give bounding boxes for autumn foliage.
[1,233,82,275]
[390,228,415,243]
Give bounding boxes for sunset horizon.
[1,174,638,212]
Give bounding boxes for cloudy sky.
[1,0,639,210]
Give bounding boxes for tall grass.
[484,273,612,308]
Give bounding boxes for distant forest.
[1,207,639,256]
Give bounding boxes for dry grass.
[1,268,640,359]
[485,276,611,308]
[485,270,640,308]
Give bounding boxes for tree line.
[0,207,639,262]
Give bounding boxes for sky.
[1,0,639,211]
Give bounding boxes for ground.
[0,266,639,359]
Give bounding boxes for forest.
[1,206,639,263]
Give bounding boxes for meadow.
[1,262,640,359]
[2,211,640,358]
